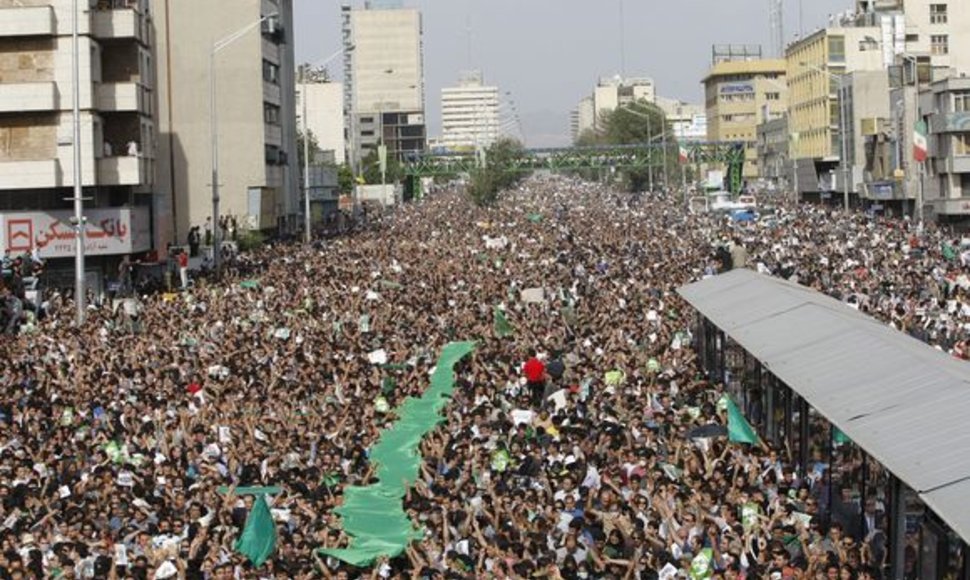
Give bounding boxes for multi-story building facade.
[702,58,787,179]
[919,77,970,226]
[154,0,298,242]
[786,26,884,198]
[298,78,345,165]
[342,3,425,166]
[854,0,970,79]
[756,115,791,191]
[0,0,154,286]
[572,96,595,143]
[440,71,499,151]
[656,97,707,143]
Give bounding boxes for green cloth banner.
[493,307,514,338]
[527,213,543,223]
[725,396,760,445]
[318,341,477,567]
[235,495,277,567]
[240,280,260,289]
[216,487,282,567]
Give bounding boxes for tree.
[359,149,403,185]
[467,138,527,207]
[336,164,355,195]
[597,100,679,192]
[296,128,320,171]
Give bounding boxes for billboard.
[0,207,152,259]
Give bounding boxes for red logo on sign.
[7,219,33,252]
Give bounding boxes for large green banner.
[318,341,476,567]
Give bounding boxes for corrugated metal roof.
[678,269,970,544]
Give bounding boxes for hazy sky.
[294,0,854,147]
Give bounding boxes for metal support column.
[889,475,906,580]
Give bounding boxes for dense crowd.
[0,177,966,579]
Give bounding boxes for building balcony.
[263,82,281,105]
[945,156,970,174]
[97,155,150,186]
[0,6,55,37]
[930,112,970,134]
[0,82,59,113]
[0,159,61,190]
[264,124,282,146]
[97,82,149,114]
[91,8,143,42]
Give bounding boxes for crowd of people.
[0,176,966,579]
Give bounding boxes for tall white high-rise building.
[440,71,499,150]
[342,2,425,165]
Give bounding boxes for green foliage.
[337,164,355,195]
[466,138,527,207]
[360,149,403,185]
[296,129,320,170]
[237,230,267,252]
[592,100,682,191]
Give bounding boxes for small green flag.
[527,213,543,223]
[833,427,851,445]
[943,243,957,262]
[725,396,760,445]
[493,307,514,338]
[234,494,277,567]
[240,280,260,290]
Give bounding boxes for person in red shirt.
[177,250,189,289]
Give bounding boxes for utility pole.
[71,0,85,324]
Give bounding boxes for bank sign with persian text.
[0,208,151,259]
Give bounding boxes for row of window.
[931,35,949,55]
[930,3,948,25]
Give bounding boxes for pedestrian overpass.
[402,141,747,196]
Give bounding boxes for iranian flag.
[679,146,689,164]
[914,120,929,163]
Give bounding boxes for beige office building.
[342,4,425,164]
[0,0,154,280]
[703,59,787,178]
[154,0,298,244]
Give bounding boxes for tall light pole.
[799,61,850,212]
[210,12,277,273]
[300,47,351,244]
[902,55,924,223]
[71,0,85,324]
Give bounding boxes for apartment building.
[919,77,970,226]
[342,3,425,166]
[440,71,499,151]
[154,0,298,243]
[786,27,884,198]
[854,0,970,78]
[702,59,787,179]
[0,0,154,284]
[656,96,707,143]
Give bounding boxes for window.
[954,92,970,113]
[955,134,970,156]
[262,60,279,84]
[931,35,949,55]
[930,4,948,24]
[263,103,280,125]
[828,36,846,63]
[360,116,374,124]
[765,92,780,101]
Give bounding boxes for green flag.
[234,494,277,567]
[240,280,260,289]
[493,307,514,338]
[725,396,759,445]
[943,243,957,262]
[833,427,851,445]
[527,213,543,223]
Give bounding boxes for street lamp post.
[71,0,85,324]
[300,47,350,244]
[210,12,277,274]
[902,55,924,224]
[799,62,850,212]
